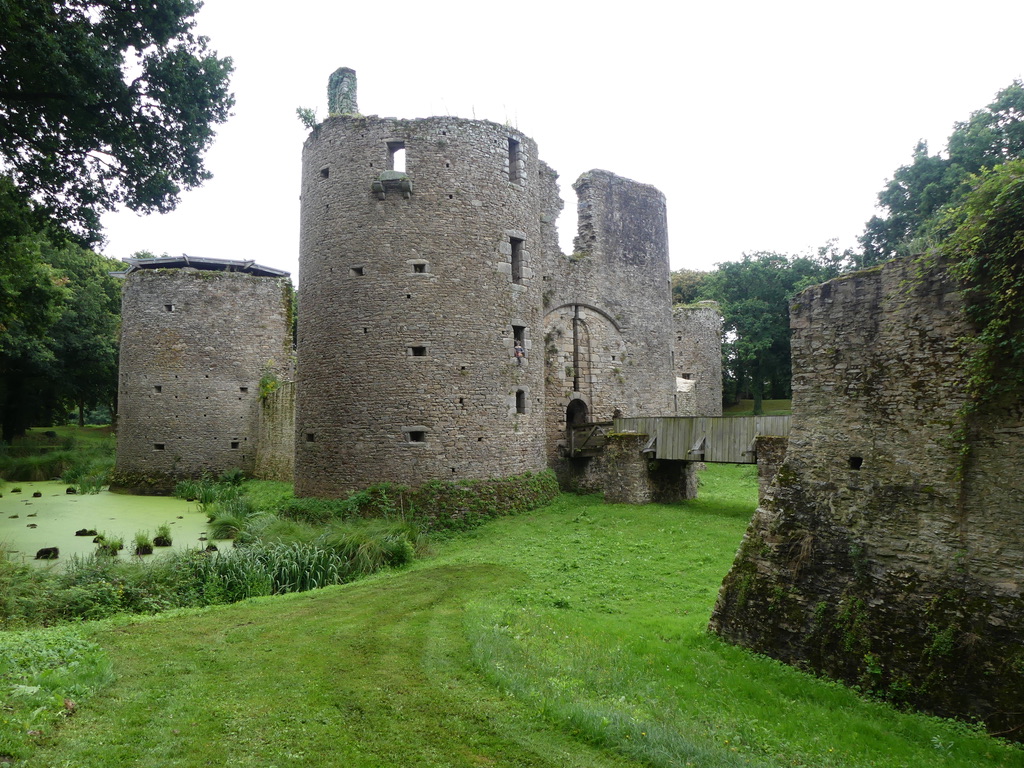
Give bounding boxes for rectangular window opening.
[153,443,165,451]
[164,304,174,312]
[239,386,248,393]
[350,266,365,276]
[510,237,524,284]
[305,433,316,443]
[516,389,527,414]
[512,325,525,346]
[230,441,240,449]
[153,385,162,393]
[508,138,521,182]
[413,262,427,273]
[387,141,406,173]
[408,430,426,443]
[409,346,427,357]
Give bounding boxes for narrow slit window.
[510,237,524,284]
[508,138,521,182]
[387,141,406,173]
[516,389,527,414]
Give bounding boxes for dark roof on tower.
[111,255,290,278]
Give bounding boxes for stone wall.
[566,433,698,504]
[673,302,723,417]
[254,380,295,481]
[295,114,554,496]
[709,256,1024,735]
[542,170,677,463]
[114,269,293,488]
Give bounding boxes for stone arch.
[566,398,589,426]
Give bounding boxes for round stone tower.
[112,257,293,491]
[295,71,553,496]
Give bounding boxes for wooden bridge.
[568,415,791,464]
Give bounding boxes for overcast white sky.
[99,0,1024,282]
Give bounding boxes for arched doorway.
[566,399,589,427]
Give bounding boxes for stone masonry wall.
[709,257,1024,735]
[542,170,676,462]
[673,302,723,417]
[254,380,295,482]
[114,269,293,486]
[295,115,554,496]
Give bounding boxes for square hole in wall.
[350,266,365,276]
[409,346,427,357]
[408,430,426,443]
[153,385,162,393]
[306,433,316,443]
[153,443,165,451]
[164,304,174,312]
[230,441,240,449]
[413,262,427,274]
[848,456,863,470]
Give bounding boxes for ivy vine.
[933,160,1024,460]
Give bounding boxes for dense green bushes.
[278,471,560,532]
[0,428,113,493]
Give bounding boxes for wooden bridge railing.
[611,415,791,464]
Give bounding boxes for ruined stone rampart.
[673,302,723,417]
[114,268,293,488]
[540,171,677,465]
[709,256,1024,735]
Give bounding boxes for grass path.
[16,466,1024,767]
[21,563,636,768]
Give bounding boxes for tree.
[698,252,841,414]
[0,0,234,243]
[937,160,1024,417]
[45,243,123,427]
[670,268,708,305]
[860,80,1024,264]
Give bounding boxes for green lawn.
[723,399,792,416]
[6,465,1023,767]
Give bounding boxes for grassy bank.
[0,426,114,491]
[723,399,792,416]
[4,465,1022,767]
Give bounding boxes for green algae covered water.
[0,480,221,566]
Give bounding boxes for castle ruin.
[112,69,722,499]
[709,256,1024,734]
